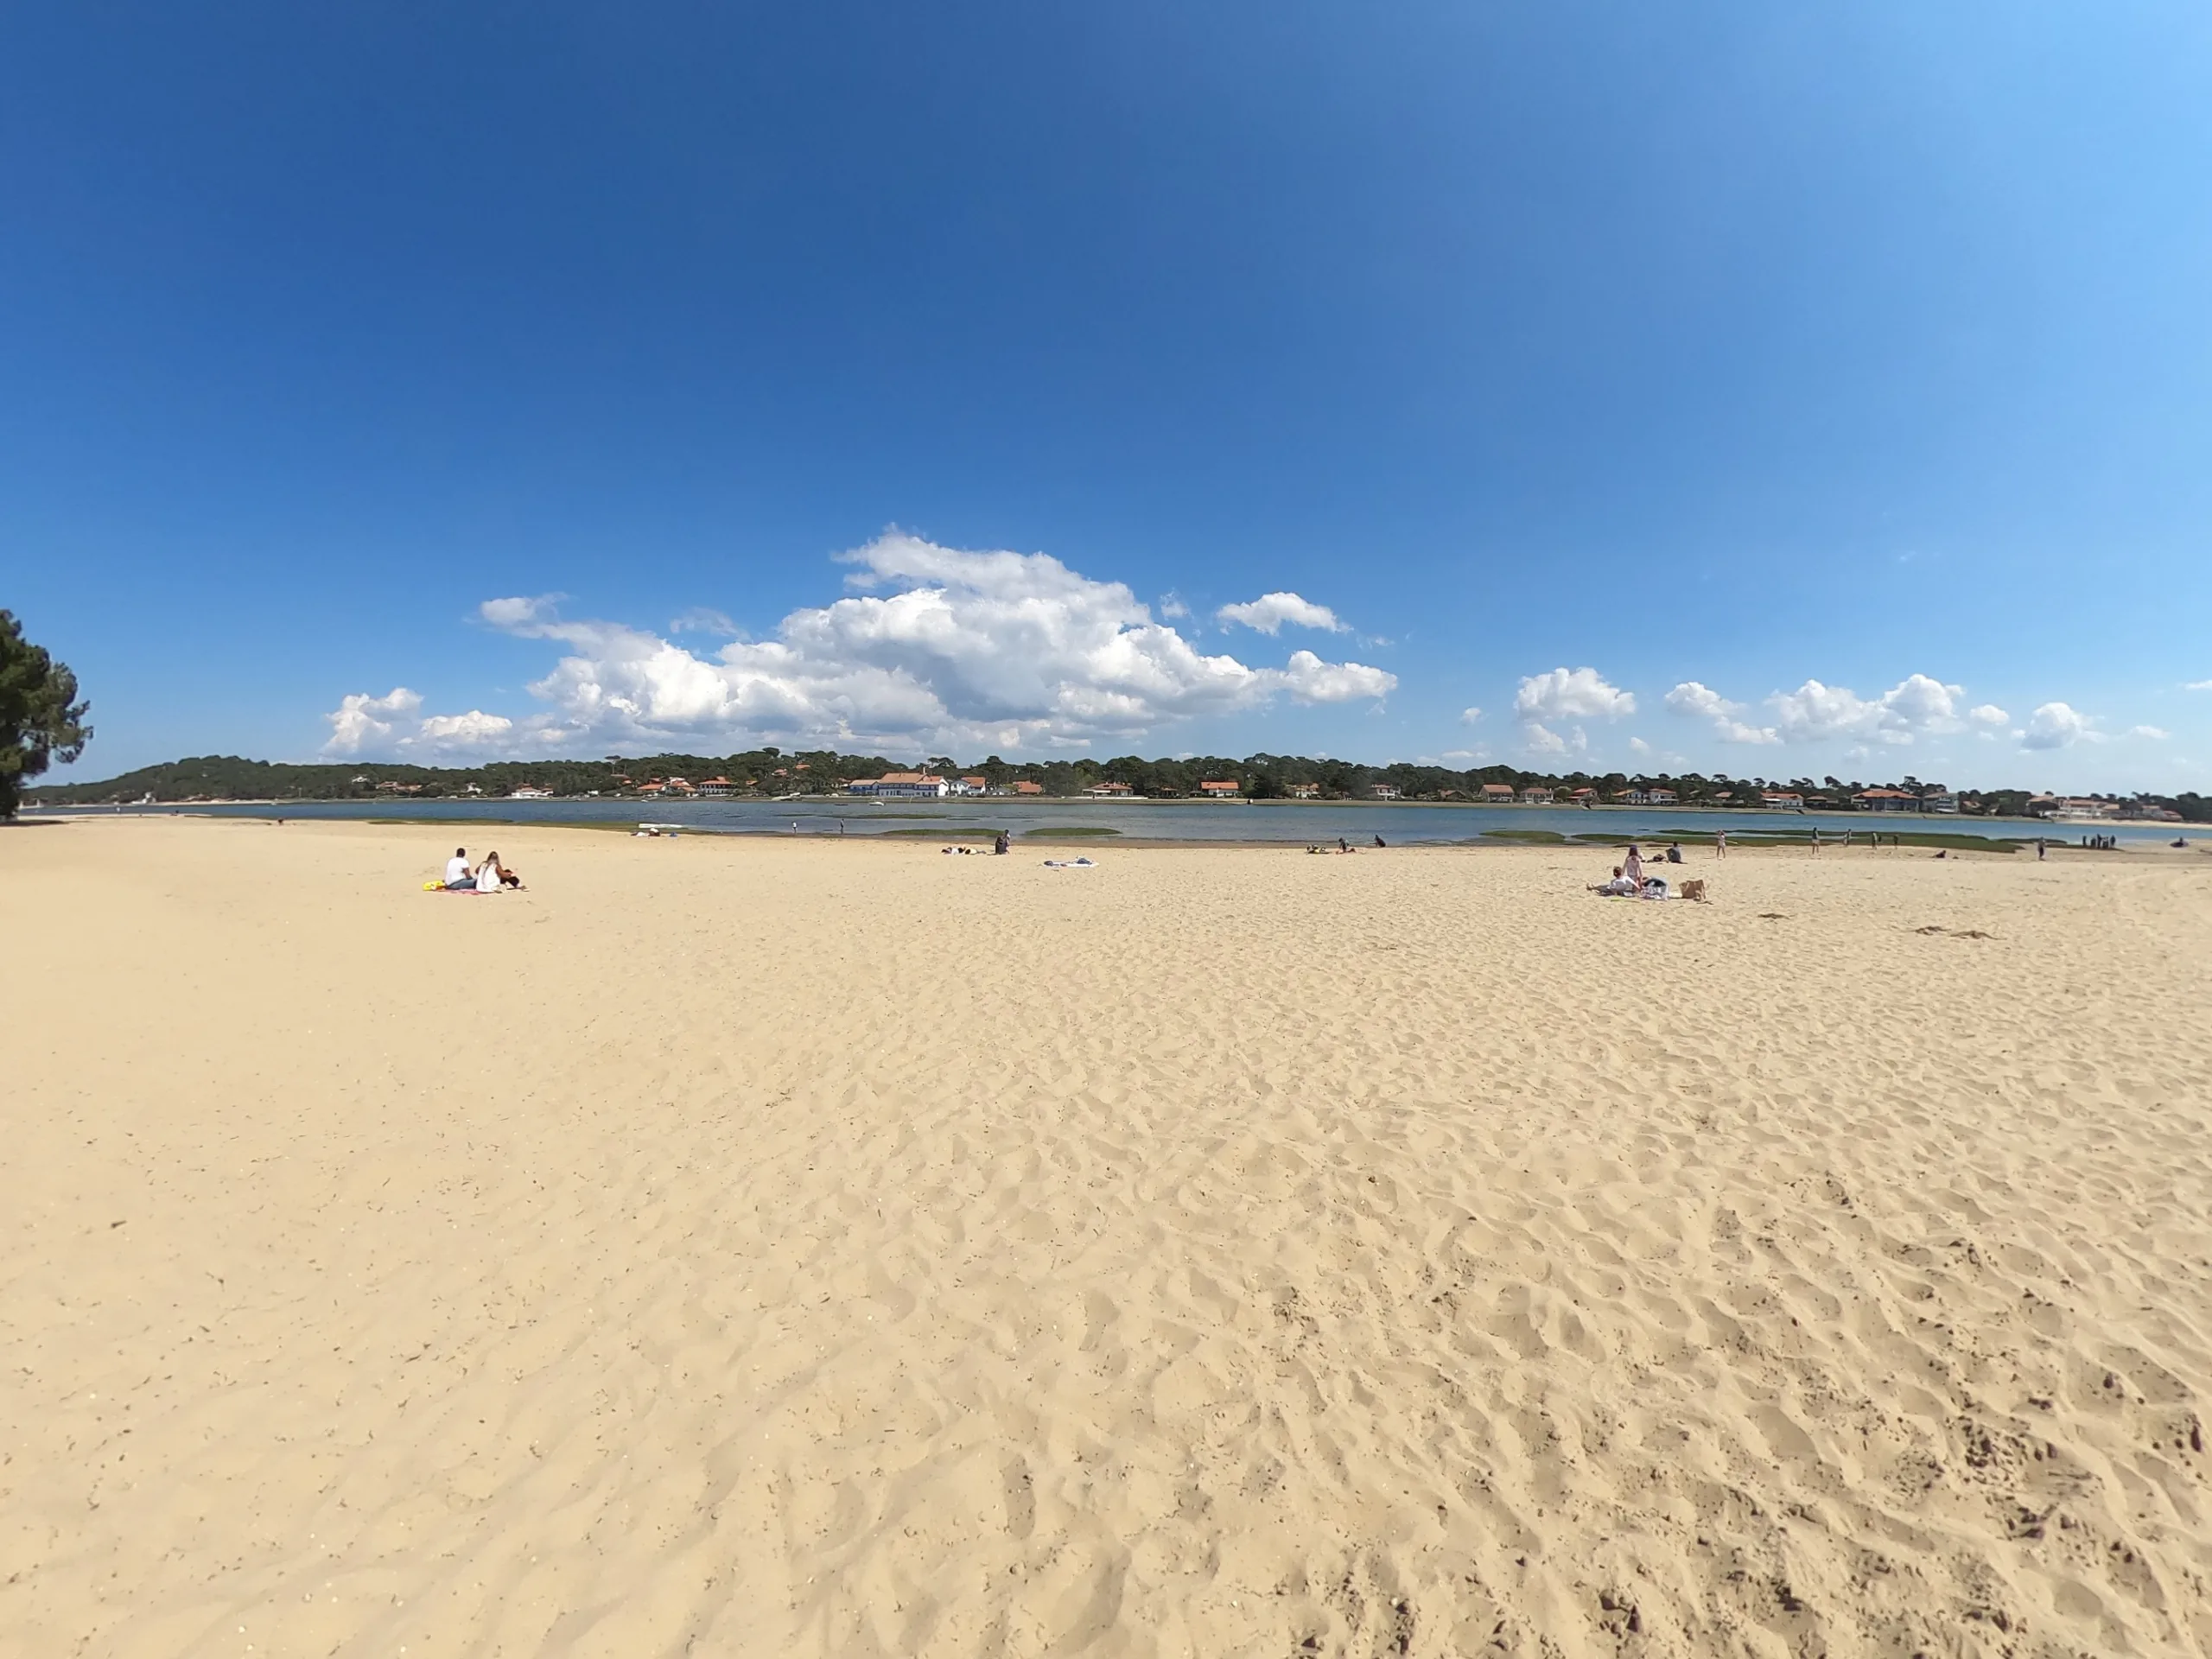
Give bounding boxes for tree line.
[26,747,2212,821]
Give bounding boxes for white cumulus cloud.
[415,710,519,753]
[1968,703,2009,728]
[1663,681,1740,719]
[479,594,564,631]
[1664,681,1779,745]
[1215,591,1347,633]
[321,534,1396,759]
[323,688,422,755]
[2022,702,2092,751]
[1522,722,1587,757]
[2186,679,2212,692]
[2126,725,2169,741]
[1515,667,1636,723]
[1276,649,1395,702]
[1715,717,1783,746]
[1768,673,1965,746]
[1459,706,1482,725]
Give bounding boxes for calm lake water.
[29,797,2188,845]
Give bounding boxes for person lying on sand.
[1587,867,1638,896]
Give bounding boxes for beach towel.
[1041,856,1097,869]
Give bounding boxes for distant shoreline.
[23,794,2086,830]
[27,803,2180,857]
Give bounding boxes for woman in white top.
[1622,845,1644,886]
[473,852,505,892]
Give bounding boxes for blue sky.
[7,3,2209,789]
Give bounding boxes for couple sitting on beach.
[1589,842,1669,899]
[940,831,1012,855]
[441,847,522,893]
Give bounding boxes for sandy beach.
[3,818,2208,1658]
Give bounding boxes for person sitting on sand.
[1373,835,1386,849]
[1664,842,1682,863]
[473,851,508,892]
[1588,866,1637,896]
[494,857,524,889]
[994,830,1010,855]
[444,847,474,889]
[1338,837,1351,853]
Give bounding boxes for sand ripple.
[4,823,2209,1656]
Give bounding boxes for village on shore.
[29,747,2204,823]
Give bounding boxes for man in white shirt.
[443,847,475,890]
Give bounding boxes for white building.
[847,772,950,799]
[2050,797,2119,821]
[1853,789,1917,813]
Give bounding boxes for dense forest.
[27,748,2211,820]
